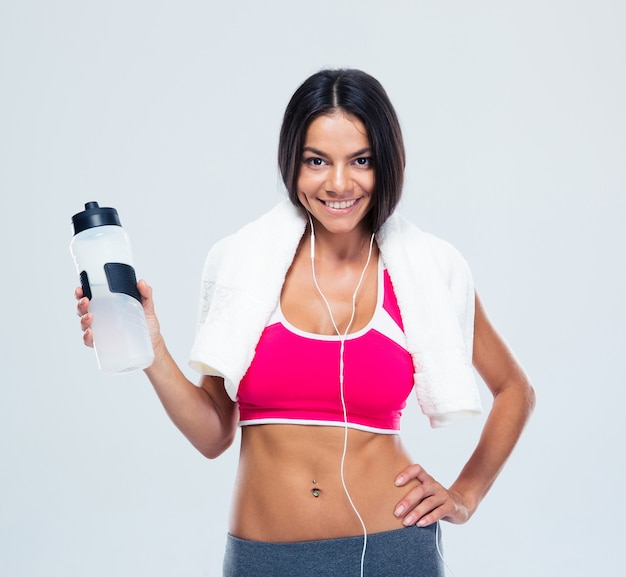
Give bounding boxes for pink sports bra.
[237,262,415,434]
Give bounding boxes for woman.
[76,69,535,577]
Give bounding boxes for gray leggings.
[223,523,445,577]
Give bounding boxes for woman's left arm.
[394,292,536,527]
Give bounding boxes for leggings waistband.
[223,524,445,577]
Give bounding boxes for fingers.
[82,326,94,348]
[75,280,157,350]
[75,287,94,347]
[394,465,457,527]
[76,293,91,329]
[76,297,89,316]
[135,279,163,348]
[77,300,94,348]
[136,279,155,314]
[395,463,430,487]
[137,278,151,299]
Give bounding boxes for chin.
[317,214,373,236]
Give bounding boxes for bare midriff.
[229,424,420,542]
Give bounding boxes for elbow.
[493,370,536,421]
[202,443,233,460]
[517,365,536,415]
[202,448,227,460]
[198,429,237,460]
[526,381,537,415]
[509,373,536,420]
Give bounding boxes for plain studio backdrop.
[1,1,624,575]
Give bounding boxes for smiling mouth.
[323,199,358,209]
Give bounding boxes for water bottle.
[70,201,154,373]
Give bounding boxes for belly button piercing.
[311,480,320,497]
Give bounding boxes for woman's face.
[297,111,375,236]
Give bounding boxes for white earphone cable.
[308,213,375,577]
[307,214,458,577]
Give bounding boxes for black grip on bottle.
[80,270,92,300]
[104,262,141,302]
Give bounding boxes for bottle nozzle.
[72,201,121,234]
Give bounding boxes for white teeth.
[325,199,357,209]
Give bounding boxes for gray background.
[1,0,624,575]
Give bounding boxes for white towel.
[189,201,482,427]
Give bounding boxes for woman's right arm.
[75,280,238,459]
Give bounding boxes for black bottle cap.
[72,201,122,234]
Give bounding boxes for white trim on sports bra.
[267,259,408,351]
[238,417,401,435]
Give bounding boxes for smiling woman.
[297,112,375,237]
[75,68,535,577]
[279,68,406,233]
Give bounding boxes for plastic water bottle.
[70,201,154,373]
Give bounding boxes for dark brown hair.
[278,69,406,232]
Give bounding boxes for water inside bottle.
[89,285,154,373]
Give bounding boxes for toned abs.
[229,424,420,542]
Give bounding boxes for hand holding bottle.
[70,202,154,373]
[76,279,161,352]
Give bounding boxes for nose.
[327,165,352,195]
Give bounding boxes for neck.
[307,218,375,263]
